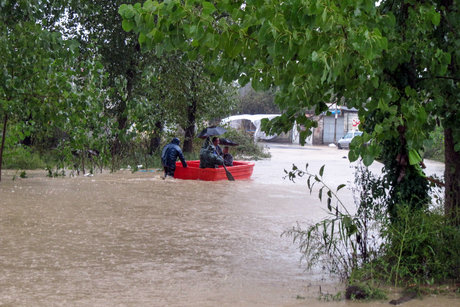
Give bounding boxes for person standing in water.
[161,137,187,178]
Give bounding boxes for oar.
[222,164,235,181]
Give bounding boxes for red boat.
[174,160,254,181]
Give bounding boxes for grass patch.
[2,145,47,169]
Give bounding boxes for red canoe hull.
[174,160,254,181]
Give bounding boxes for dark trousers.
[164,167,175,177]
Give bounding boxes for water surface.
[0,145,454,306]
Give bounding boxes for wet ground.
[0,144,456,306]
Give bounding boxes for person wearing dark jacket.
[212,137,223,156]
[199,137,224,168]
[222,146,233,166]
[161,137,187,178]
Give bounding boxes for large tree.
[119,0,459,221]
[61,0,148,157]
[130,54,237,153]
[238,85,279,115]
[0,0,115,179]
[0,1,79,181]
[62,0,237,155]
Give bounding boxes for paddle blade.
[223,165,235,181]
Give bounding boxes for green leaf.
[119,4,135,19]
[336,184,346,192]
[122,20,135,32]
[149,28,164,42]
[143,0,155,11]
[312,51,319,62]
[226,40,243,58]
[362,154,374,166]
[319,165,324,177]
[202,2,216,16]
[431,11,440,26]
[348,149,359,162]
[145,13,155,29]
[138,32,146,44]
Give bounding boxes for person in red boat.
[212,137,223,156]
[199,137,223,168]
[222,146,233,166]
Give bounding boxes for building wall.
[344,112,360,132]
[312,115,324,145]
[323,116,345,143]
[311,110,359,145]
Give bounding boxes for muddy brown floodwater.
[0,144,457,306]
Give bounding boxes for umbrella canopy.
[219,138,239,146]
[197,126,227,139]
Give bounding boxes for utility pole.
[333,103,338,144]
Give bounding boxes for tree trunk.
[0,113,8,182]
[183,97,197,153]
[444,128,460,225]
[111,62,136,157]
[148,120,163,155]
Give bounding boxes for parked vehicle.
[337,131,363,149]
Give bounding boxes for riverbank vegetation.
[1,126,267,176]
[285,163,459,300]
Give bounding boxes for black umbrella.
[197,126,227,139]
[219,138,239,146]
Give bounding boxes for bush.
[220,127,270,160]
[380,205,460,286]
[2,145,47,169]
[423,126,445,162]
[284,162,459,298]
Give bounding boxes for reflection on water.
[0,145,454,306]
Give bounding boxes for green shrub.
[380,205,460,286]
[423,126,445,162]
[284,162,459,296]
[2,145,46,169]
[220,127,270,159]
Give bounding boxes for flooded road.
[0,144,455,306]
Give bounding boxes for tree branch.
[426,176,445,187]
[420,76,460,81]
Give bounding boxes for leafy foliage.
[381,204,460,286]
[0,0,96,179]
[237,85,279,115]
[219,127,270,159]
[0,0,239,179]
[423,125,445,162]
[119,0,460,220]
